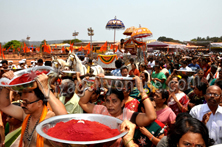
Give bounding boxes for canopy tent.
[147,41,168,47]
[210,42,222,48]
[163,42,186,49]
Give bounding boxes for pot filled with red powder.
[36,114,127,147]
[0,66,54,92]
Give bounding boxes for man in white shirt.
[147,57,155,74]
[180,60,192,71]
[17,60,25,69]
[22,59,28,69]
[190,85,222,144]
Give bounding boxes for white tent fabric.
[211,43,222,48]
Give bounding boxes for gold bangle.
[125,138,134,146]
[141,93,147,99]
[130,144,137,147]
[141,97,149,103]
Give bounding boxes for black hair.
[175,112,192,122]
[159,61,164,67]
[89,59,92,63]
[37,59,43,64]
[115,59,122,69]
[120,65,128,72]
[140,63,147,70]
[174,63,180,70]
[197,68,204,73]
[45,61,52,66]
[168,117,214,147]
[138,97,154,112]
[142,72,148,81]
[196,82,208,95]
[131,63,137,69]
[181,60,187,65]
[33,87,47,106]
[211,64,217,69]
[12,102,21,107]
[129,58,134,62]
[2,60,8,65]
[156,89,169,105]
[106,88,124,102]
[215,80,222,90]
[154,64,160,69]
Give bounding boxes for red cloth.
[129,69,140,76]
[125,99,140,112]
[200,64,210,77]
[168,92,189,116]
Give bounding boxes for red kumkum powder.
[47,119,120,141]
[9,70,48,85]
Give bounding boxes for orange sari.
[19,105,48,147]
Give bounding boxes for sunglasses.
[19,99,40,106]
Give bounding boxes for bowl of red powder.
[0,66,54,92]
[36,114,128,146]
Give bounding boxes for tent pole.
[114,28,116,44]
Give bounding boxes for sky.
[0,0,222,43]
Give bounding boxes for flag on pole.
[61,46,65,52]
[2,51,5,59]
[78,46,83,51]
[84,43,91,50]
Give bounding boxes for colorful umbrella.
[106,16,125,43]
[131,26,152,38]
[123,26,137,36]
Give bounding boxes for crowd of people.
[0,49,222,147]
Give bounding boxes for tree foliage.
[3,40,21,51]
[62,39,82,44]
[191,36,222,42]
[157,36,183,44]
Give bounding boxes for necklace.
[25,116,40,142]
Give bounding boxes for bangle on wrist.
[125,138,133,146]
[149,135,154,141]
[141,97,149,103]
[129,144,137,147]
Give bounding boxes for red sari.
[125,99,140,112]
[168,92,189,115]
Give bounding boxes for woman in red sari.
[167,77,189,115]
[123,81,140,112]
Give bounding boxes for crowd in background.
[0,49,222,147]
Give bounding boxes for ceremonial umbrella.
[123,26,137,36]
[106,16,125,43]
[131,25,152,63]
[131,26,152,38]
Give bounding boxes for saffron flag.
[36,47,40,52]
[61,46,65,52]
[84,43,91,50]
[78,46,83,51]
[70,43,73,52]
[110,44,114,50]
[115,45,118,52]
[87,49,90,54]
[2,51,5,59]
